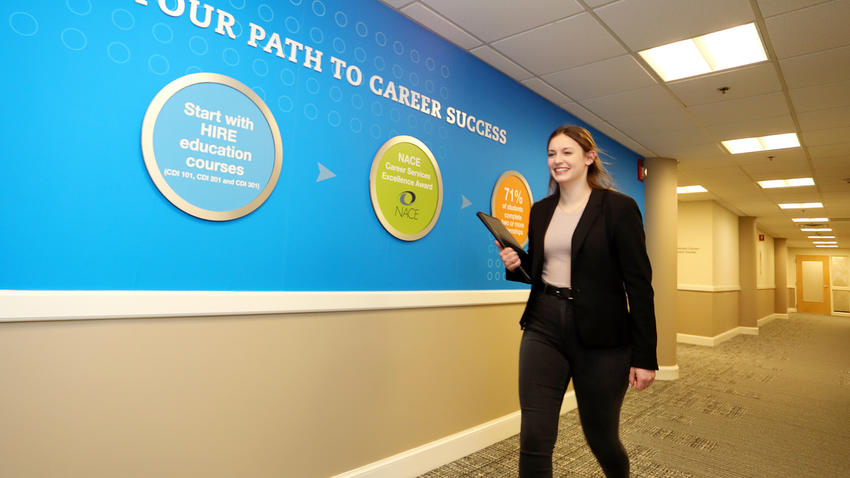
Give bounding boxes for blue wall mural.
[0,0,644,291]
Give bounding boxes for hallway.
[422,314,850,477]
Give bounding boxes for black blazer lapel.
[571,188,605,262]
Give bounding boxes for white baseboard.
[678,325,758,347]
[788,308,797,313]
[757,313,786,326]
[334,392,577,478]
[656,364,679,381]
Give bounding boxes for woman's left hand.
[628,367,655,391]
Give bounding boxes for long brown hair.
[547,125,614,196]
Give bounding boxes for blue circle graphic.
[223,48,240,66]
[150,81,278,213]
[393,41,404,55]
[306,77,321,95]
[280,69,296,86]
[354,47,367,63]
[329,86,343,102]
[107,42,131,64]
[310,27,324,43]
[66,0,92,16]
[152,23,174,43]
[189,36,208,55]
[285,16,300,33]
[61,28,87,51]
[327,110,341,127]
[355,22,367,38]
[312,0,326,16]
[304,103,319,120]
[375,32,387,47]
[112,9,135,31]
[333,37,346,53]
[278,96,294,113]
[149,55,170,75]
[334,11,348,27]
[258,4,274,22]
[9,12,39,37]
[253,58,269,77]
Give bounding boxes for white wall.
[713,203,740,288]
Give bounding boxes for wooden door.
[796,255,831,315]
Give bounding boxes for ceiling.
[379,0,850,249]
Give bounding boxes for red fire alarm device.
[637,158,647,182]
[759,234,765,241]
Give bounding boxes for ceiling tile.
[667,63,781,107]
[521,78,574,109]
[704,114,795,141]
[731,147,807,165]
[492,13,625,75]
[807,142,850,159]
[812,156,850,170]
[757,0,833,18]
[468,45,533,81]
[580,85,684,119]
[541,55,657,100]
[594,0,754,51]
[560,102,657,157]
[638,130,716,157]
[687,92,790,126]
[400,3,482,49]
[379,0,416,8]
[780,44,850,89]
[789,80,850,112]
[797,105,850,131]
[740,159,811,177]
[420,0,583,43]
[765,0,850,59]
[802,126,850,146]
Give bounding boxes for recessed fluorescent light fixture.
[816,245,838,248]
[779,202,823,209]
[792,218,828,223]
[812,241,838,245]
[758,178,815,189]
[639,23,767,81]
[677,185,708,194]
[808,235,836,239]
[801,227,832,232]
[722,133,800,154]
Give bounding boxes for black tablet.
[477,211,531,280]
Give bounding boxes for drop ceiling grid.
[490,13,626,75]
[418,0,584,43]
[377,0,848,244]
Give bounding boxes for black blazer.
[507,188,658,370]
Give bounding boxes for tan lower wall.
[712,291,740,336]
[756,289,776,320]
[677,290,714,337]
[677,290,740,337]
[0,304,524,478]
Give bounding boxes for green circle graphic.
[370,136,443,241]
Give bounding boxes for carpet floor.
[419,313,850,477]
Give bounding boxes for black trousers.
[518,291,631,477]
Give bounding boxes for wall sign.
[490,170,533,247]
[141,73,283,221]
[370,136,443,241]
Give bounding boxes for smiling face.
[547,133,595,188]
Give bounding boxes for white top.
[542,205,584,288]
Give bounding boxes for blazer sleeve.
[611,195,658,370]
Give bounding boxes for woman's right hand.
[495,240,522,272]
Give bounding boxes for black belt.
[541,283,575,301]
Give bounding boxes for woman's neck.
[558,181,592,211]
